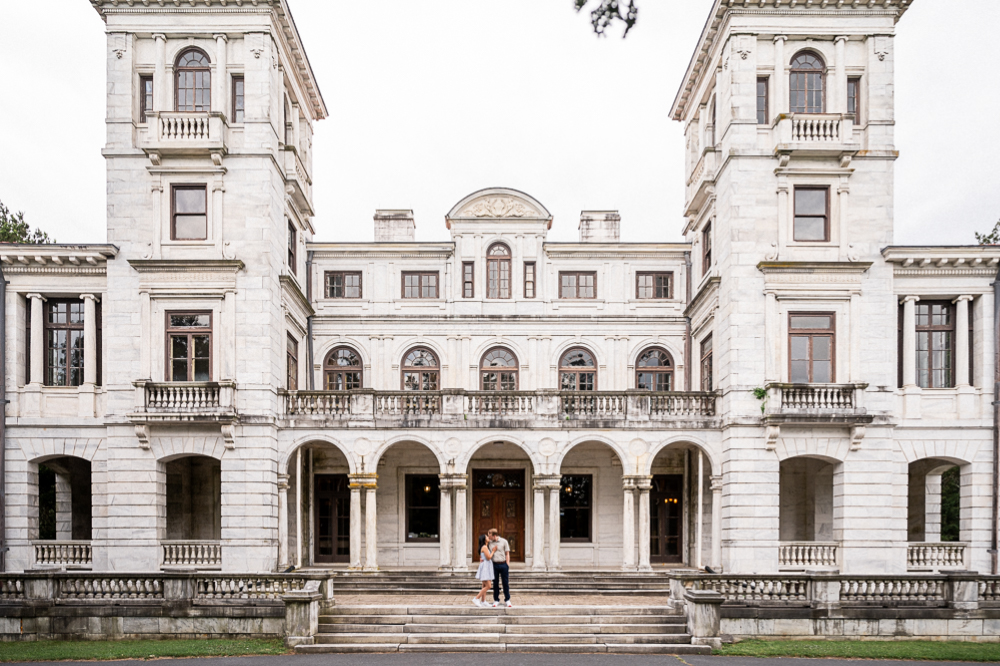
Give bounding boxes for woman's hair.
[478,534,486,550]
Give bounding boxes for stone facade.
[2,0,997,585]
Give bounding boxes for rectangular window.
[756,77,769,125]
[916,301,954,389]
[171,185,207,240]
[325,272,362,299]
[402,272,439,299]
[560,475,592,542]
[847,77,861,118]
[232,75,245,123]
[405,475,440,542]
[140,75,154,124]
[287,221,297,274]
[559,271,596,299]
[702,222,712,276]
[524,262,536,299]
[789,313,835,383]
[45,300,85,387]
[636,272,673,299]
[700,335,713,391]
[166,312,211,382]
[793,186,830,242]
[286,334,298,391]
[462,262,474,298]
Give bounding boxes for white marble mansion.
[1,0,997,579]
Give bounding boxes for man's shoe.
[506,601,513,608]
[492,601,499,608]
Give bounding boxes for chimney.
[374,209,416,242]
[579,210,621,243]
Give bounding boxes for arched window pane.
[486,243,511,299]
[790,51,825,114]
[481,347,518,390]
[636,347,673,391]
[402,348,440,390]
[559,348,597,391]
[560,349,595,368]
[175,49,211,112]
[324,347,362,390]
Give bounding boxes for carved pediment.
[447,188,551,222]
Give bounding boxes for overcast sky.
[1,1,997,246]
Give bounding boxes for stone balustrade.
[138,112,227,160]
[162,541,222,569]
[132,380,236,422]
[280,389,719,429]
[33,541,93,568]
[774,113,857,155]
[907,542,968,571]
[778,541,839,570]
[764,383,870,425]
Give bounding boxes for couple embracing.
[472,528,512,608]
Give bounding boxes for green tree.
[940,466,960,542]
[576,0,638,38]
[975,219,1000,245]
[0,200,55,244]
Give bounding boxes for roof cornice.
[670,0,913,122]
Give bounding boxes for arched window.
[486,243,511,299]
[481,347,518,390]
[559,348,596,391]
[402,347,440,391]
[790,51,825,114]
[175,48,211,112]
[636,347,674,391]
[324,347,363,390]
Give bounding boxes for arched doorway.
[557,440,625,569]
[647,442,717,569]
[284,442,353,567]
[907,457,967,571]
[467,441,534,564]
[161,455,221,569]
[32,456,93,568]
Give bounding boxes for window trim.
[480,346,519,391]
[401,346,440,391]
[462,261,475,299]
[486,243,512,299]
[401,271,440,300]
[165,310,213,382]
[287,220,297,275]
[170,184,208,241]
[231,74,245,123]
[523,262,536,299]
[756,76,769,125]
[793,185,831,243]
[559,347,598,391]
[558,271,597,300]
[324,271,363,299]
[636,272,673,300]
[847,76,862,120]
[702,222,712,276]
[173,47,211,113]
[915,300,956,389]
[635,346,674,391]
[286,333,299,391]
[559,474,593,543]
[43,299,85,387]
[789,50,827,114]
[700,334,713,391]
[324,346,364,390]
[139,75,154,124]
[405,474,441,543]
[788,312,836,384]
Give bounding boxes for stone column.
[764,291,778,382]
[834,36,848,112]
[213,34,228,116]
[438,483,452,569]
[348,479,362,570]
[153,34,166,112]
[696,450,705,569]
[365,483,378,571]
[277,473,289,569]
[773,36,787,115]
[295,449,303,568]
[82,295,98,386]
[622,478,636,571]
[955,295,973,386]
[532,485,546,571]
[711,475,723,571]
[27,294,44,386]
[548,484,560,570]
[901,296,920,387]
[452,479,467,570]
[637,477,652,571]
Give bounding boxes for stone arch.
[369,434,447,473]
[646,436,720,477]
[446,187,552,222]
[471,338,528,371]
[281,435,356,475]
[461,435,541,475]
[779,454,839,543]
[628,338,684,370]
[897,439,979,467]
[152,435,227,463]
[315,337,371,368]
[392,338,448,382]
[774,437,848,464]
[22,437,102,464]
[554,435,630,475]
[551,338,605,370]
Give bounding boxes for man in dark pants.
[488,528,512,607]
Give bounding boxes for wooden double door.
[314,474,350,564]
[471,469,525,562]
[650,474,683,564]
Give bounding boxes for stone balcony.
[778,541,840,572]
[907,542,968,572]
[138,112,228,165]
[280,389,719,430]
[764,383,871,427]
[773,113,860,166]
[129,381,237,426]
[685,149,717,216]
[283,147,313,215]
[32,541,93,570]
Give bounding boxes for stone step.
[313,632,694,645]
[322,605,678,617]
[319,623,687,635]
[321,614,683,626]
[296,643,712,655]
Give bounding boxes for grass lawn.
[717,639,1000,661]
[0,638,288,662]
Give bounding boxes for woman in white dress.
[473,534,497,607]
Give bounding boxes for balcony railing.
[33,541,92,568]
[162,541,222,569]
[907,542,968,571]
[131,381,237,423]
[283,147,313,213]
[778,541,839,570]
[765,383,870,425]
[774,113,858,159]
[281,389,718,429]
[138,112,227,160]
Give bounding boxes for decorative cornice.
[279,274,314,318]
[308,244,455,260]
[0,245,118,268]
[757,261,873,275]
[128,259,245,274]
[544,243,691,260]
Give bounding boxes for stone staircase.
[296,604,708,654]
[327,570,675,596]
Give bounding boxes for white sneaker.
[492,601,499,608]
[473,598,482,607]
[506,601,513,608]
